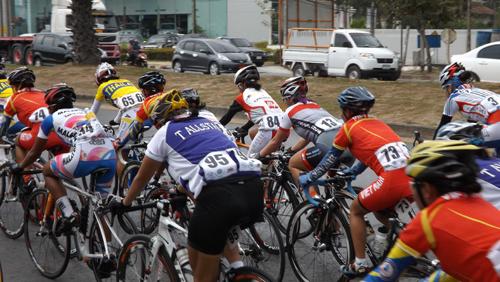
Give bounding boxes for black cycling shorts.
[301,144,354,171]
[188,177,264,255]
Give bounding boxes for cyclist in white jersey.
[259,76,344,184]
[12,84,116,235]
[435,63,500,148]
[106,91,263,282]
[219,65,284,155]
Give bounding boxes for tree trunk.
[418,28,425,71]
[70,1,100,65]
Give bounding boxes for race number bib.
[394,198,417,224]
[114,92,144,109]
[480,95,500,114]
[260,114,280,130]
[28,107,49,123]
[314,117,342,131]
[375,141,410,171]
[200,149,261,181]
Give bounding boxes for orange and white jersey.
[235,88,283,126]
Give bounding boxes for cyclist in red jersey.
[364,141,500,281]
[0,67,67,177]
[300,86,413,277]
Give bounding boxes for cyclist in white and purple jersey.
[259,76,343,184]
[106,91,264,282]
[13,84,116,235]
[435,63,500,149]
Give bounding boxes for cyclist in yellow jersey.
[90,63,145,142]
[0,63,24,136]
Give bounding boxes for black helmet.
[44,83,76,107]
[181,88,200,105]
[0,63,6,79]
[280,76,308,101]
[234,65,260,85]
[7,67,36,86]
[138,71,166,96]
[337,86,375,113]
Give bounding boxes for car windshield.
[350,33,384,48]
[231,38,252,47]
[147,36,166,44]
[207,41,240,53]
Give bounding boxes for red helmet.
[45,83,76,107]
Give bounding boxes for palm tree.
[70,0,100,64]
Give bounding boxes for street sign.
[442,29,457,44]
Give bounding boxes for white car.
[451,42,500,83]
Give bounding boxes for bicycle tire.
[119,160,141,198]
[286,201,351,282]
[0,172,27,239]
[244,209,285,282]
[24,189,71,279]
[117,234,181,282]
[88,210,138,281]
[225,266,274,282]
[267,178,300,235]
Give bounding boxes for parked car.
[143,34,179,49]
[282,28,400,80]
[172,38,252,75]
[31,32,112,66]
[451,41,500,83]
[117,30,144,44]
[218,37,267,66]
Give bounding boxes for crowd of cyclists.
[0,60,499,281]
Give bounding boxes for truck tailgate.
[282,49,328,64]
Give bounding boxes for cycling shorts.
[116,106,140,141]
[301,130,337,170]
[18,126,68,154]
[188,177,264,255]
[358,168,413,212]
[50,138,116,195]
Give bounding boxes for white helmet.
[234,65,259,85]
[95,62,117,85]
[439,62,465,89]
[436,121,483,142]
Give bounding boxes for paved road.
[0,107,414,282]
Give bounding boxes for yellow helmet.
[406,140,481,179]
[150,89,189,126]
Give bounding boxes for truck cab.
[282,28,401,80]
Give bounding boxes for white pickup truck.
[282,28,400,80]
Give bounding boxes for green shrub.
[254,41,268,50]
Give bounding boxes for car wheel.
[24,47,33,65]
[255,61,264,67]
[173,60,184,73]
[11,44,24,65]
[209,62,220,75]
[346,65,361,80]
[33,57,42,67]
[292,64,306,77]
[65,58,74,65]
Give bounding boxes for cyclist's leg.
[116,108,138,179]
[6,120,25,136]
[421,269,459,282]
[347,169,412,272]
[247,128,272,156]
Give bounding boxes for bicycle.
[24,166,138,280]
[0,136,45,239]
[117,198,276,282]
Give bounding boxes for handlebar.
[301,171,357,207]
[259,151,293,163]
[412,130,424,147]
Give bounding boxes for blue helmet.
[138,71,166,96]
[337,86,375,113]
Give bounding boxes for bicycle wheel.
[286,201,352,282]
[88,211,138,281]
[24,189,71,279]
[117,234,181,282]
[225,266,274,282]
[240,209,285,282]
[119,160,141,197]
[267,178,300,235]
[0,171,26,239]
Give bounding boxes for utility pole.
[192,0,197,33]
[467,0,471,51]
